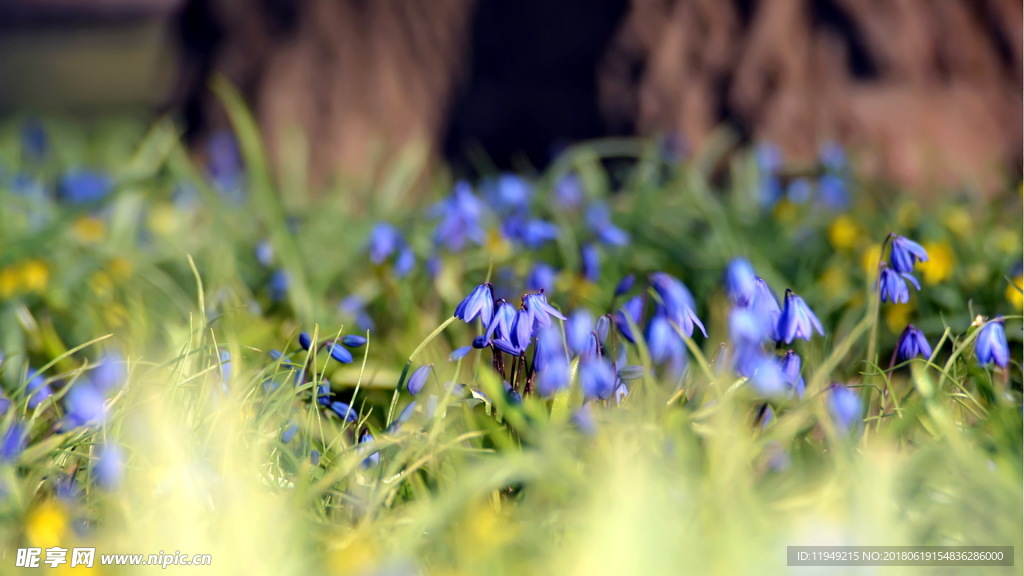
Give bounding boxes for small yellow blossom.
[25,500,69,548]
[918,242,954,285]
[1007,275,1023,310]
[885,302,914,333]
[827,216,860,251]
[0,259,51,297]
[72,216,107,243]
[108,257,134,281]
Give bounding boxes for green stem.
[386,316,459,426]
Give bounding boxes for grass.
[0,90,1020,575]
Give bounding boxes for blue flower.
[580,357,616,400]
[572,404,597,436]
[647,312,685,365]
[554,174,584,209]
[755,143,783,208]
[491,338,521,356]
[819,141,847,171]
[504,216,560,248]
[25,369,52,409]
[94,443,124,490]
[889,235,929,274]
[298,332,314,351]
[342,335,368,348]
[281,422,299,443]
[786,178,812,204]
[454,283,495,327]
[566,310,595,355]
[524,291,566,329]
[394,247,416,278]
[218,349,232,383]
[63,382,107,428]
[509,308,534,351]
[729,308,763,347]
[535,354,570,398]
[59,170,113,204]
[484,300,517,343]
[581,243,601,282]
[748,277,781,341]
[359,431,380,468]
[724,259,758,306]
[339,296,375,332]
[449,346,473,361]
[533,324,565,374]
[368,223,403,264]
[92,352,126,393]
[649,273,707,337]
[433,181,486,251]
[778,350,805,398]
[829,384,863,432]
[255,240,275,267]
[269,269,290,302]
[21,121,47,160]
[615,295,645,343]
[615,275,635,296]
[975,318,1009,368]
[328,401,358,422]
[527,263,557,293]
[472,335,489,349]
[1,421,27,461]
[325,341,354,364]
[818,173,849,210]
[896,324,932,363]
[207,130,244,195]
[777,289,824,344]
[878,265,920,304]
[586,203,630,246]
[486,174,533,211]
[746,354,787,397]
[406,365,432,395]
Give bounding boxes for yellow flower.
[0,265,19,298]
[1008,275,1023,311]
[885,302,914,334]
[147,202,179,236]
[20,260,49,293]
[108,257,134,281]
[861,244,883,277]
[942,207,972,239]
[484,229,512,262]
[827,216,860,251]
[72,216,107,243]
[25,499,69,548]
[918,242,954,285]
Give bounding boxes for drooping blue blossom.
[484,300,517,344]
[342,335,368,348]
[572,404,597,436]
[207,130,244,198]
[393,247,416,278]
[298,332,314,351]
[503,215,560,248]
[94,443,124,490]
[819,141,847,171]
[491,338,521,356]
[527,263,557,293]
[829,384,863,432]
[368,223,403,265]
[91,352,126,394]
[509,308,534,352]
[485,174,533,212]
[63,382,107,428]
[878,264,920,304]
[889,234,929,274]
[777,289,824,344]
[554,174,584,209]
[649,273,707,337]
[406,365,432,396]
[532,324,565,374]
[580,357,616,400]
[535,354,570,398]
[454,283,495,327]
[614,275,635,297]
[281,422,299,443]
[310,450,321,466]
[581,243,601,282]
[566,310,595,355]
[1,421,27,461]
[725,259,758,306]
[586,203,630,246]
[255,240,274,267]
[615,295,645,343]
[745,354,787,397]
[269,269,290,302]
[975,318,1010,368]
[524,291,566,329]
[432,181,486,251]
[316,383,331,406]
[896,324,932,363]
[325,341,354,364]
[647,312,685,365]
[748,277,782,341]
[818,173,849,210]
[58,170,113,204]
[595,315,611,343]
[778,350,806,398]
[218,349,232,383]
[21,121,48,160]
[328,401,357,422]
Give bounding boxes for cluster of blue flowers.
[755,141,850,210]
[268,331,368,425]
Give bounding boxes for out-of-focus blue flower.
[368,223,403,265]
[25,369,52,409]
[92,352,126,393]
[829,384,863,432]
[94,443,124,490]
[325,341,353,364]
[724,259,758,306]
[729,308,762,347]
[818,173,849,210]
[786,178,812,204]
[316,383,331,406]
[524,292,566,329]
[64,381,107,427]
[595,315,611,343]
[1,421,27,461]
[255,240,274,267]
[427,254,441,278]
[554,174,584,209]
[746,354,787,397]
[975,318,1009,368]
[21,121,47,160]
[503,215,560,248]
[650,272,707,337]
[486,174,533,211]
[484,300,517,343]
[407,365,432,395]
[360,431,380,468]
[660,132,688,163]
[454,283,495,327]
[207,130,244,194]
[218,349,232,383]
[889,235,929,274]
[58,170,113,204]
[755,143,783,208]
[339,295,375,332]
[819,141,847,171]
[778,350,805,398]
[269,269,290,302]
[572,404,597,436]
[536,354,570,398]
[896,324,932,363]
[615,295,645,343]
[647,312,685,365]
[527,263,558,293]
[580,357,616,400]
[394,247,416,278]
[566,310,595,355]
[749,277,781,341]
[878,264,919,304]
[328,401,357,422]
[532,324,564,374]
[581,243,601,282]
[281,422,299,443]
[311,450,321,466]
[433,181,486,251]
[615,275,635,297]
[450,346,473,361]
[342,335,367,348]
[777,289,824,344]
[586,203,630,246]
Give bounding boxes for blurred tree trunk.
[598,0,1022,193]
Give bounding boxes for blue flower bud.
[580,357,616,400]
[298,332,314,351]
[328,401,357,422]
[566,310,595,355]
[649,272,706,337]
[778,350,806,398]
[1,421,27,461]
[94,443,124,490]
[342,335,368,347]
[472,335,489,349]
[406,365,432,395]
[449,346,473,361]
[281,422,299,443]
[325,342,353,364]
[614,275,635,296]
